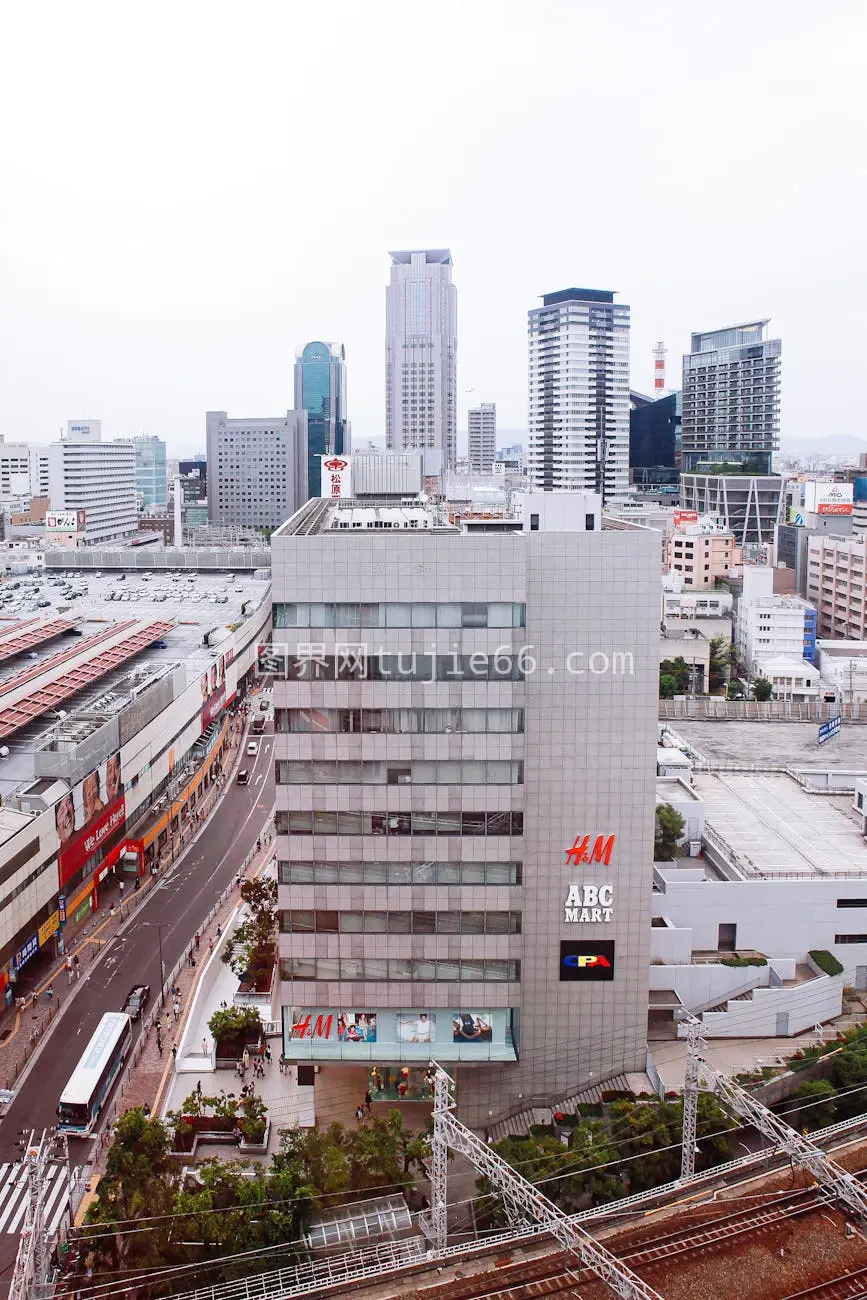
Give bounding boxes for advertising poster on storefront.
[200,655,226,727]
[452,1011,493,1043]
[337,1011,377,1043]
[396,1012,435,1043]
[56,751,125,888]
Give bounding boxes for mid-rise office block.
[527,288,630,503]
[629,391,681,473]
[681,321,781,473]
[294,342,349,502]
[271,499,658,1126]
[468,403,496,474]
[679,472,784,547]
[385,250,457,467]
[132,434,168,507]
[807,534,867,640]
[666,526,736,589]
[205,411,308,530]
[47,435,138,543]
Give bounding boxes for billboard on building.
[452,1011,493,1043]
[673,510,699,527]
[200,655,226,727]
[559,940,616,982]
[320,455,351,500]
[396,1012,435,1043]
[804,482,853,516]
[46,510,87,532]
[56,751,125,887]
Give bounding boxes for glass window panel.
[412,911,436,935]
[510,913,522,934]
[514,604,526,627]
[388,958,413,980]
[339,958,365,980]
[437,760,462,784]
[387,912,411,934]
[313,811,339,835]
[461,602,487,628]
[311,761,332,783]
[317,911,339,933]
[463,761,487,784]
[287,811,313,835]
[413,655,433,681]
[386,763,411,785]
[410,859,436,882]
[484,862,512,885]
[484,912,509,934]
[485,761,509,784]
[334,603,359,627]
[437,811,462,835]
[411,812,438,836]
[490,655,515,681]
[278,910,293,932]
[365,912,388,933]
[361,959,388,981]
[436,959,461,981]
[363,862,389,884]
[411,958,437,981]
[462,861,486,884]
[282,958,317,980]
[394,709,419,733]
[412,761,436,784]
[360,603,383,628]
[278,861,292,884]
[316,862,341,883]
[460,959,486,982]
[362,709,384,733]
[385,603,411,627]
[484,960,510,981]
[511,812,524,835]
[316,959,340,981]
[462,812,487,836]
[275,811,289,833]
[436,911,460,934]
[370,814,388,836]
[336,655,364,681]
[486,603,513,628]
[387,862,412,884]
[437,861,461,884]
[412,603,437,627]
[337,810,364,835]
[460,912,486,935]
[436,603,462,628]
[484,709,511,733]
[308,603,333,627]
[461,709,487,733]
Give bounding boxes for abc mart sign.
[564,882,614,923]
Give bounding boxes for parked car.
[122,985,151,1020]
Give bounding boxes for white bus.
[57,1012,133,1135]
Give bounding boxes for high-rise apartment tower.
[681,320,781,473]
[468,403,496,474]
[385,250,457,467]
[527,288,630,503]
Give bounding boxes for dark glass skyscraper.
[294,342,349,501]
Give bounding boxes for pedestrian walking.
[194,932,200,950]
[172,1000,180,1022]
[355,1105,364,1123]
[31,989,38,1010]
[216,924,222,938]
[65,956,73,985]
[208,938,214,955]
[156,1035,163,1057]
[171,1045,177,1062]
[73,954,81,979]
[45,983,53,1002]
[265,1046,272,1064]
[196,1080,202,1099]
[242,1047,250,1070]
[118,880,125,897]
[165,1012,171,1032]
[364,1090,372,1115]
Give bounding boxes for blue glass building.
[293,342,349,501]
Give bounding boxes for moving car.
[259,697,269,712]
[246,741,259,756]
[121,985,150,1021]
[237,769,250,785]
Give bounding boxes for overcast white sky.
[0,0,864,455]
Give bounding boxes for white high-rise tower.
[385,250,457,468]
[527,288,630,504]
[468,403,496,474]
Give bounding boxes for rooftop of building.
[693,770,865,878]
[668,719,866,771]
[747,595,816,610]
[817,640,867,657]
[0,569,268,804]
[389,249,452,265]
[540,287,615,307]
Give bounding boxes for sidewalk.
[0,709,249,1094]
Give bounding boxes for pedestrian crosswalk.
[0,1161,69,1235]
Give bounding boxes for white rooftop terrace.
[694,770,867,878]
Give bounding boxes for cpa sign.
[560,940,615,981]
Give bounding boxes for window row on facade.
[275,707,524,735]
[276,760,524,787]
[280,957,521,982]
[278,859,523,886]
[274,602,526,629]
[280,909,522,935]
[275,810,524,837]
[282,653,526,682]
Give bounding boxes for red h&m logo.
[323,458,348,472]
[565,834,616,867]
[291,1014,334,1040]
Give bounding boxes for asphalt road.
[0,715,275,1161]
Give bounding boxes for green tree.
[223,877,278,982]
[207,1004,262,1044]
[708,636,732,691]
[83,1108,175,1277]
[654,803,685,861]
[475,1122,621,1227]
[659,672,677,699]
[726,681,742,700]
[794,1079,838,1130]
[753,676,773,702]
[830,1045,867,1118]
[659,656,692,694]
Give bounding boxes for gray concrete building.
[527,289,630,504]
[385,250,457,468]
[679,472,784,547]
[468,403,496,475]
[47,433,138,544]
[205,410,308,530]
[271,499,658,1126]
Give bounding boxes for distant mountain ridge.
[779,434,866,460]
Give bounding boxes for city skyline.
[0,4,863,457]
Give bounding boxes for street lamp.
[143,922,166,1007]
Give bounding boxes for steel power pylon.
[428,1064,663,1300]
[680,1014,867,1220]
[680,1015,704,1180]
[9,1130,51,1300]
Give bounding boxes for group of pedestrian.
[63,954,82,984]
[354,1092,373,1122]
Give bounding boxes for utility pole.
[9,1130,51,1300]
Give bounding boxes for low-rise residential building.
[659,627,710,693]
[807,533,867,640]
[751,656,820,702]
[665,524,736,589]
[816,640,867,703]
[736,567,817,670]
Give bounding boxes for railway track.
[780,1266,867,1298]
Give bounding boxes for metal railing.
[660,699,866,722]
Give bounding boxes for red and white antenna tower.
[652,340,667,398]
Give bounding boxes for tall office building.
[47,433,137,543]
[205,411,308,530]
[468,403,496,474]
[681,320,781,473]
[385,250,457,468]
[527,289,630,503]
[132,434,168,507]
[271,497,658,1127]
[294,342,349,502]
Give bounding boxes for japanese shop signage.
[320,456,351,500]
[564,883,614,923]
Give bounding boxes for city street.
[0,719,275,1161]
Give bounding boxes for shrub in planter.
[721,956,767,968]
[577,1102,603,1118]
[530,1124,554,1138]
[809,949,844,977]
[601,1090,631,1103]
